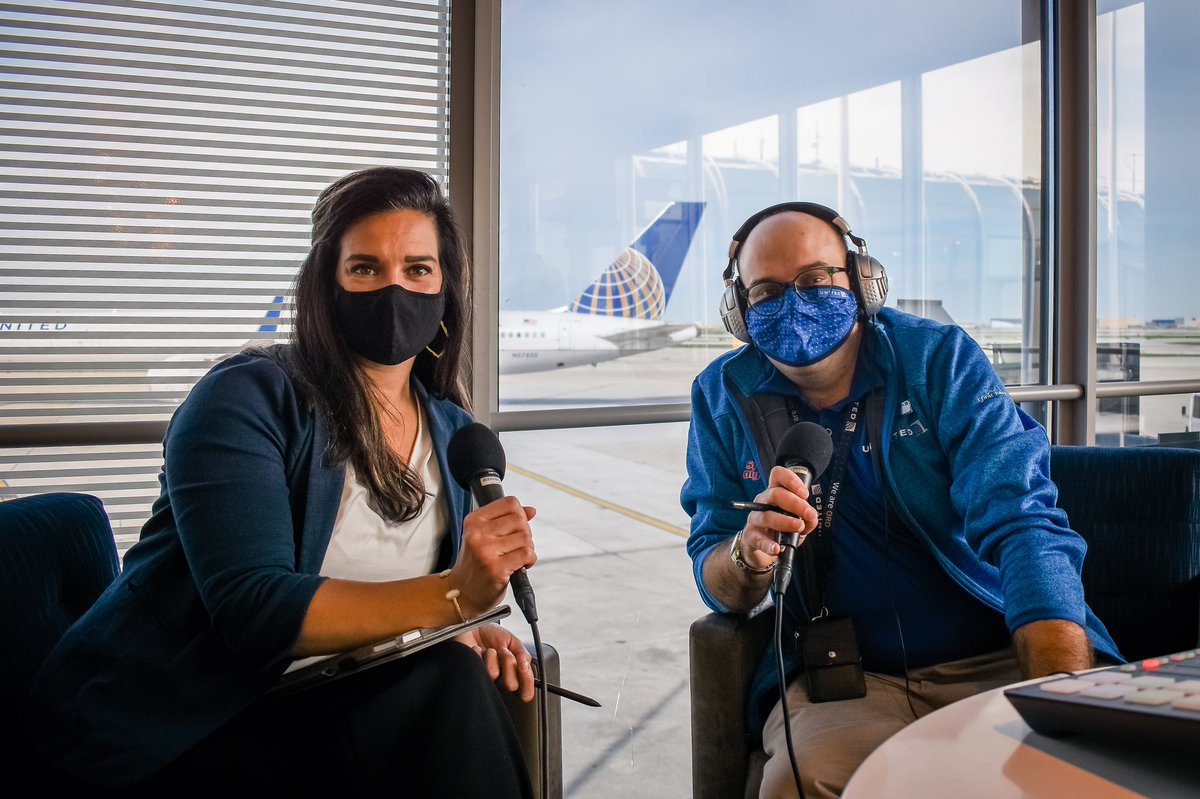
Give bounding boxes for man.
[682,202,1121,799]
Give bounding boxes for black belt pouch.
[799,616,867,703]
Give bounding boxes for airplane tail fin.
[567,201,704,319]
[258,296,285,333]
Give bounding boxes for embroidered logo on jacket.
[977,386,1008,403]
[894,419,928,438]
[743,461,759,481]
[892,397,928,439]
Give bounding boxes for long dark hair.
[270,166,472,522]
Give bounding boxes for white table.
[843,677,1200,798]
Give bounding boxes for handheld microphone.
[446,422,538,623]
[771,421,834,596]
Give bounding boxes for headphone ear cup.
[849,253,888,317]
[719,283,751,343]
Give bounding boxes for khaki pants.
[759,648,1023,799]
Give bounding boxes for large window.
[497,0,1044,414]
[1095,0,1200,445]
[486,6,1200,793]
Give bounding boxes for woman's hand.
[448,498,537,617]
[457,623,536,702]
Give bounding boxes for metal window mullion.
[1048,0,1098,445]
[454,0,501,428]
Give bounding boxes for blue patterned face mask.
[745,286,858,367]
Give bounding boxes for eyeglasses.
[743,266,848,310]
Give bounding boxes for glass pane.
[1096,0,1200,443]
[1100,392,1200,447]
[495,422,705,797]
[499,0,1043,411]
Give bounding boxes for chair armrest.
[690,610,774,799]
[501,642,562,799]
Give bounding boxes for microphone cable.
[506,546,546,798]
[525,598,549,799]
[765,422,832,799]
[772,576,807,799]
[502,563,547,799]
[445,421,549,795]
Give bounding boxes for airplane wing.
[600,322,699,354]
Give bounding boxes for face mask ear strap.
[425,320,449,359]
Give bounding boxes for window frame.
[4,0,1199,449]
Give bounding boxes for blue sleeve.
[928,329,1088,632]
[681,374,765,614]
[163,356,326,665]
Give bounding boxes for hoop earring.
[425,321,449,359]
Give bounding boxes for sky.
[497,1,1189,325]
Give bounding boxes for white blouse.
[320,401,447,582]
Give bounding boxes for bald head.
[738,212,848,290]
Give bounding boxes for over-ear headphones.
[718,201,888,343]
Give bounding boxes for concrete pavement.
[500,422,712,798]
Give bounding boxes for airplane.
[0,201,705,390]
[498,200,705,374]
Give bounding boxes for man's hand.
[702,465,820,613]
[738,465,820,565]
[1013,618,1094,679]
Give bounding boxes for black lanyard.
[783,396,861,619]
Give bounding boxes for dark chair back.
[1050,445,1200,661]
[0,492,118,783]
[0,493,119,717]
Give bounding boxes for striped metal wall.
[0,0,453,554]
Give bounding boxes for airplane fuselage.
[498,310,696,374]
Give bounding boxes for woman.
[25,167,537,795]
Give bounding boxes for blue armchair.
[0,492,119,779]
[688,445,1200,799]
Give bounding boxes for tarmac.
[499,421,711,799]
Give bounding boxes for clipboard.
[268,604,512,697]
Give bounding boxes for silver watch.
[729,529,775,575]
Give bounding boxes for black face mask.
[333,284,446,366]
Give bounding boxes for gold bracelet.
[438,569,467,623]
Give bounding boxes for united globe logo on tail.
[498,200,706,374]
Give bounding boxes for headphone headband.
[723,201,866,282]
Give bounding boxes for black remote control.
[1005,647,1200,750]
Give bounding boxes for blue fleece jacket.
[25,347,475,785]
[682,309,1121,730]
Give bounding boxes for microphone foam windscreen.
[774,421,834,478]
[446,422,507,487]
